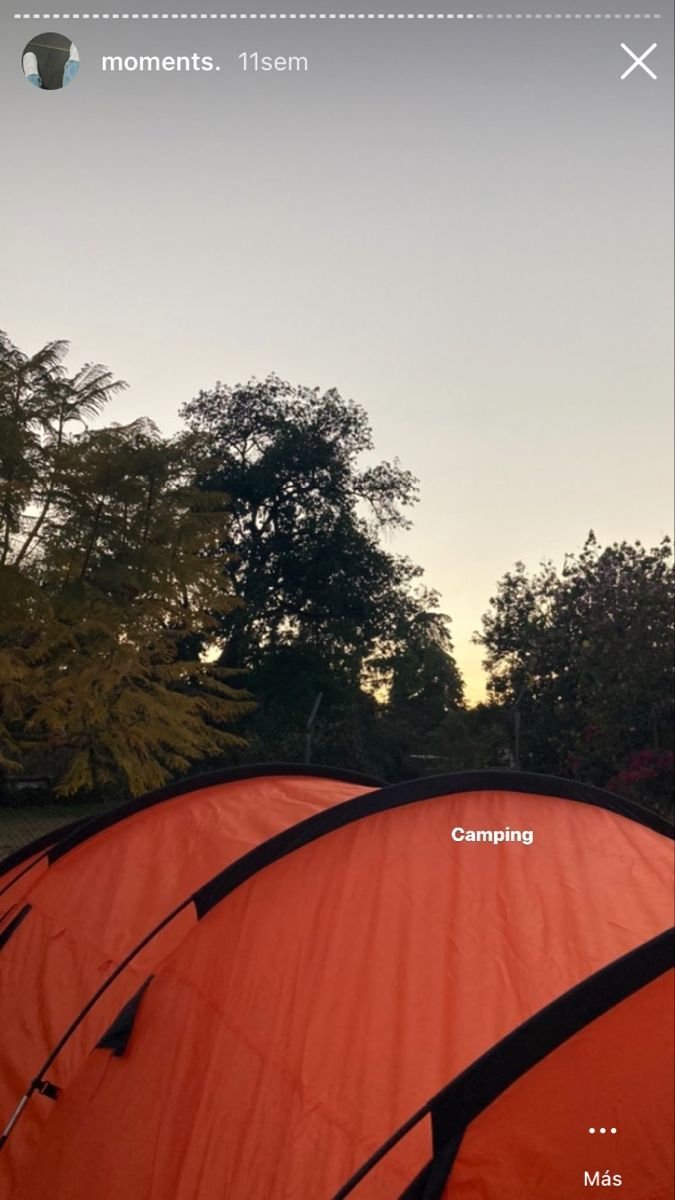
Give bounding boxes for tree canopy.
[0,332,671,819]
[0,333,250,796]
[181,375,426,671]
[476,532,674,812]
[181,375,464,774]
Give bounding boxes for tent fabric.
[435,958,674,1200]
[0,816,93,908]
[0,764,381,914]
[3,772,671,1200]
[0,818,87,890]
[0,765,380,1193]
[340,929,674,1199]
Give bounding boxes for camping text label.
[451,827,534,845]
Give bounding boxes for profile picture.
[22,32,79,90]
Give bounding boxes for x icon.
[620,42,658,80]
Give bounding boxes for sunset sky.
[3,1,673,700]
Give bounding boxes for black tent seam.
[0,904,32,952]
[331,928,674,1200]
[193,770,673,919]
[32,764,384,867]
[397,1133,463,1200]
[398,1158,437,1200]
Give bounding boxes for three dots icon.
[588,1127,618,1135]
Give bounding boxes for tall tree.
[387,612,464,721]
[477,533,674,810]
[181,375,423,671]
[0,333,250,797]
[374,610,465,778]
[182,375,463,774]
[0,332,118,570]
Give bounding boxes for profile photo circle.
[22,32,79,90]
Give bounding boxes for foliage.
[225,641,382,772]
[386,612,464,718]
[0,331,117,571]
[476,533,674,812]
[606,750,674,820]
[0,333,250,797]
[181,375,426,672]
[373,611,466,778]
[2,334,672,814]
[181,375,467,772]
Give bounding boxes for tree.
[387,612,464,721]
[374,611,465,777]
[0,333,250,797]
[181,375,463,772]
[0,331,117,570]
[476,533,674,812]
[232,639,384,773]
[181,375,423,673]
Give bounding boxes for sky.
[2,0,673,701]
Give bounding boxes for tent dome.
[1,769,672,1198]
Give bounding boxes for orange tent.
[0,770,672,1199]
[0,818,87,896]
[0,765,380,1193]
[337,932,674,1198]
